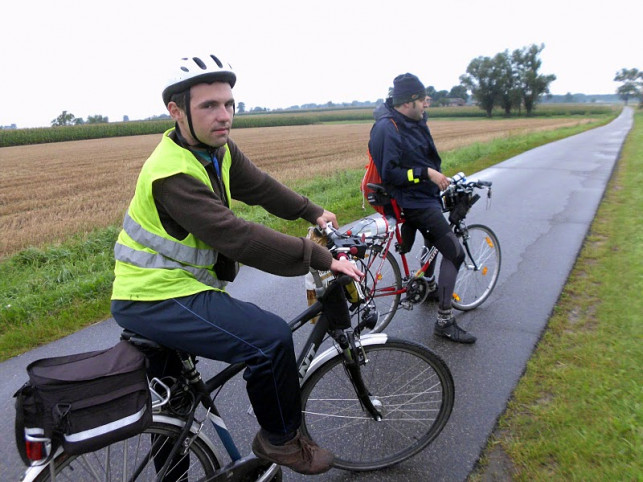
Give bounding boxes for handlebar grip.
[335,274,354,287]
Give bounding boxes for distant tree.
[460,56,503,117]
[511,43,556,115]
[73,118,85,125]
[493,51,519,116]
[564,92,575,103]
[426,87,449,106]
[448,85,468,102]
[614,68,642,106]
[86,115,109,124]
[237,102,246,114]
[51,110,76,126]
[123,115,130,122]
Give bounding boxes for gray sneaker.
[434,318,477,344]
[252,429,334,475]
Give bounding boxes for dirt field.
[0,118,592,258]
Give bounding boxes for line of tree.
[459,43,556,117]
[51,111,110,127]
[48,44,639,127]
[614,68,643,107]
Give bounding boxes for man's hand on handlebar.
[330,257,363,282]
[428,168,450,191]
[319,223,364,282]
[316,210,339,230]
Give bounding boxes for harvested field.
[0,118,593,258]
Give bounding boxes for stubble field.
[0,117,593,259]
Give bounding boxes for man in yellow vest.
[111,53,362,475]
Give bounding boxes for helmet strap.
[183,89,210,149]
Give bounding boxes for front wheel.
[26,420,220,481]
[352,247,402,333]
[300,338,454,471]
[452,224,501,311]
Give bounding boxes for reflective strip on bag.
[24,427,45,438]
[114,243,226,290]
[123,211,216,267]
[63,405,148,444]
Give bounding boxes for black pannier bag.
[14,341,151,462]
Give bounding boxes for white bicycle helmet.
[162,54,236,106]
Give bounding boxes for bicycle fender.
[153,414,222,465]
[301,333,389,385]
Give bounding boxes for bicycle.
[339,172,501,334]
[21,226,455,481]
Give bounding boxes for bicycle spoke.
[452,225,501,311]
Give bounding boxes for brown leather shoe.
[252,429,334,475]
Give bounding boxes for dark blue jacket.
[368,101,442,208]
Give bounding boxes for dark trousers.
[403,206,465,311]
[111,290,301,437]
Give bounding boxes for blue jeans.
[111,290,301,437]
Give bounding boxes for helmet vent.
[193,57,207,70]
[210,54,223,68]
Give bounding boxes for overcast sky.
[1,0,640,128]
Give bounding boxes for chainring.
[403,277,430,304]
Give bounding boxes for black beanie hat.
[392,73,426,106]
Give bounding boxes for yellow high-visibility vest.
[112,129,232,301]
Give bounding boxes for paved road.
[0,108,633,481]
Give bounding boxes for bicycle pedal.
[400,301,414,310]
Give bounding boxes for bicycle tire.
[452,224,501,311]
[353,247,402,333]
[27,420,220,482]
[300,337,454,471]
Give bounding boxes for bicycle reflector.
[26,439,45,461]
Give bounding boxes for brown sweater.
[151,132,333,277]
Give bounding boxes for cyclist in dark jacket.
[368,73,476,344]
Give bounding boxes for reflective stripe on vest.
[114,243,225,290]
[122,211,216,267]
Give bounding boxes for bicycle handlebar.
[320,224,369,260]
[446,171,492,191]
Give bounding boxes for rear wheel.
[29,421,220,481]
[452,224,501,311]
[300,338,454,471]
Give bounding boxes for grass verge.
[0,115,615,361]
[470,111,642,480]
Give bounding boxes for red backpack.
[361,118,398,215]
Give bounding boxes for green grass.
[0,228,118,360]
[0,113,616,361]
[471,110,643,480]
